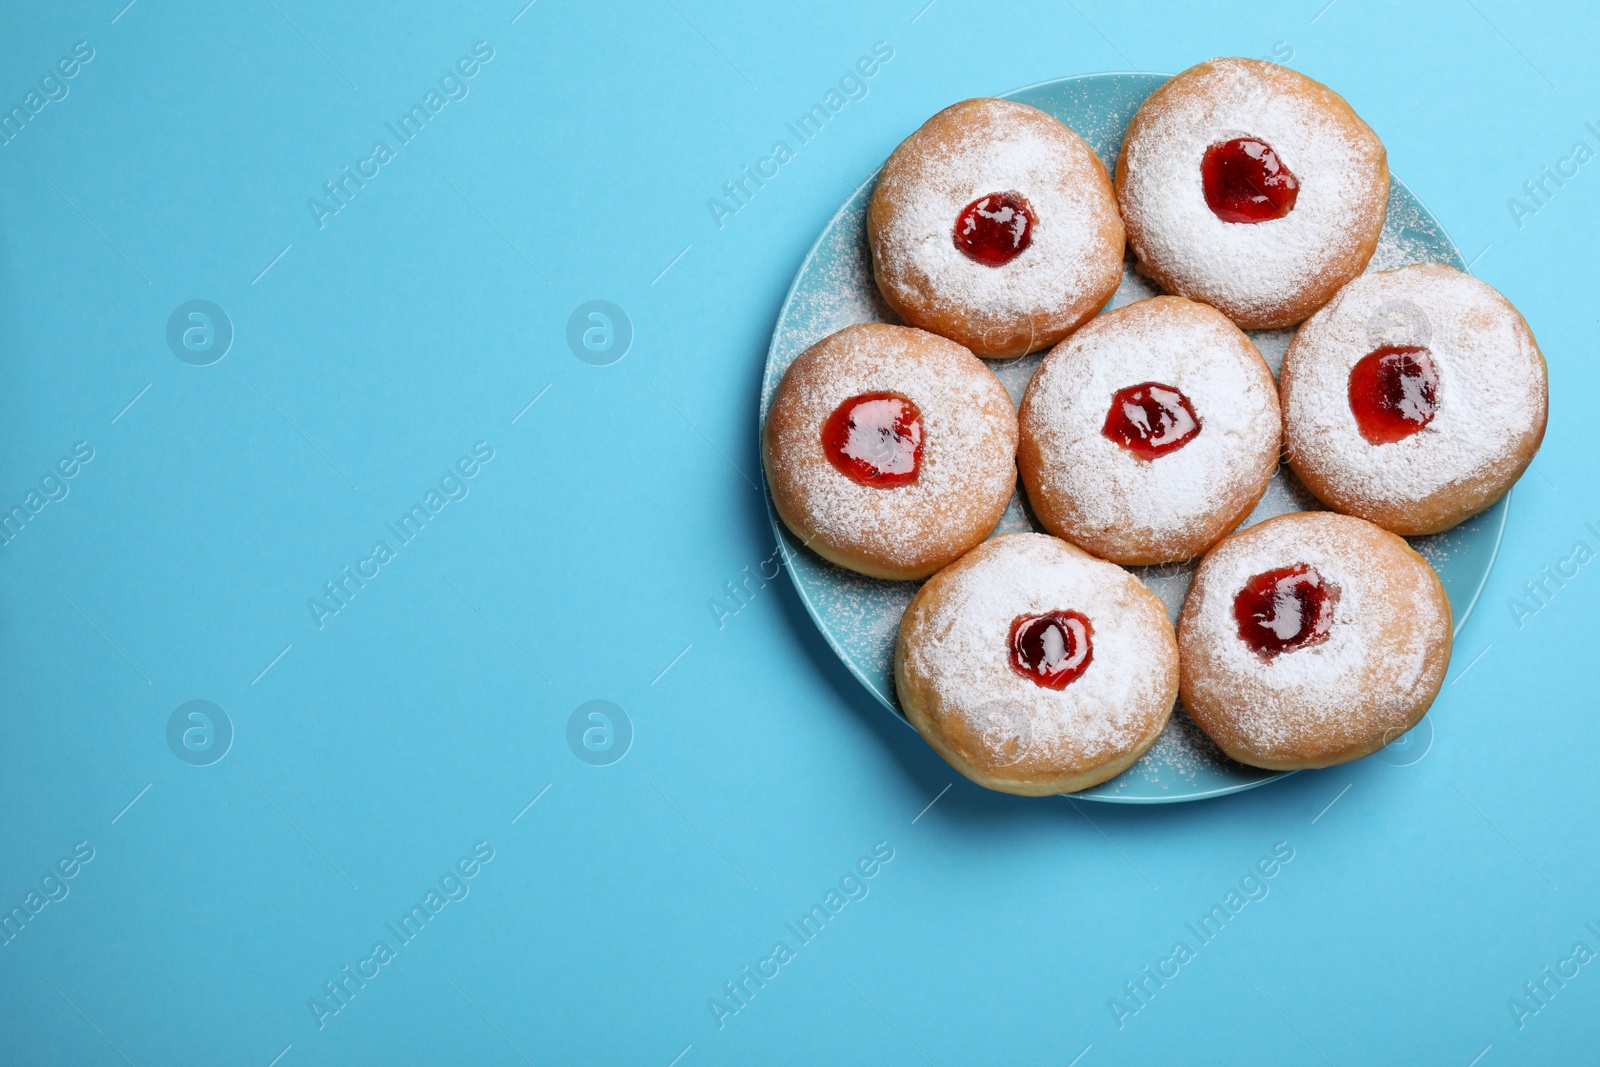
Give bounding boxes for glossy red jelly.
[1102,382,1202,460]
[1201,138,1299,223]
[1233,564,1338,659]
[1348,345,1439,445]
[1008,611,1094,690]
[954,192,1035,266]
[821,391,924,488]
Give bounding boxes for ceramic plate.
[759,72,1504,803]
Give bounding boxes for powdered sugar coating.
[898,534,1177,790]
[1282,263,1547,532]
[1020,297,1281,563]
[1117,58,1387,328]
[763,324,1017,578]
[868,98,1123,357]
[760,73,1503,801]
[1178,512,1450,767]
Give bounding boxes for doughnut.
[1115,57,1389,329]
[1281,263,1548,535]
[895,533,1179,795]
[1177,511,1451,770]
[763,323,1017,580]
[1018,296,1281,565]
[867,97,1124,359]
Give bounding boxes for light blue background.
[0,1,1594,1063]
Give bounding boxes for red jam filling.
[1102,382,1202,460]
[954,192,1035,266]
[1201,138,1299,223]
[1233,564,1338,659]
[1348,345,1439,445]
[821,391,924,488]
[1008,611,1093,689]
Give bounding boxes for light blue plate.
[759,73,1505,803]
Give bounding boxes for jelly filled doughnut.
[895,533,1179,795]
[1280,263,1548,536]
[867,98,1125,359]
[763,323,1018,581]
[1018,296,1281,565]
[1177,511,1451,770]
[1115,58,1389,329]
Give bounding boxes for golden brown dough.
[896,533,1178,795]
[1116,58,1388,329]
[1281,263,1548,535]
[1019,296,1280,565]
[1178,512,1451,770]
[763,323,1017,580]
[868,98,1124,359]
